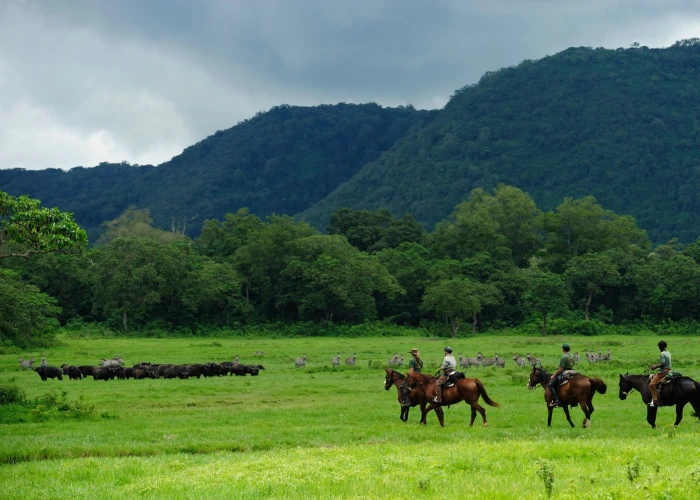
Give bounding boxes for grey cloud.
[2,0,700,169]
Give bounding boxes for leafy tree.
[543,196,649,271]
[522,269,569,335]
[634,254,700,320]
[277,235,402,322]
[565,252,620,320]
[327,208,423,252]
[92,239,188,331]
[0,190,87,258]
[97,206,184,245]
[0,269,61,347]
[422,277,500,336]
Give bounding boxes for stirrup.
[549,401,560,408]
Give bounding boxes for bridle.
[620,376,640,397]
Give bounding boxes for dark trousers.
[548,374,562,403]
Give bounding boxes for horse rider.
[432,346,456,404]
[548,343,576,408]
[401,348,424,407]
[648,340,672,407]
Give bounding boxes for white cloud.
[1,0,700,169]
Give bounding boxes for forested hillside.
[3,42,700,242]
[0,103,429,240]
[302,41,700,242]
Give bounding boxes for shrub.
[0,384,27,405]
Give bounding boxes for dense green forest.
[3,42,700,242]
[0,104,430,242]
[2,185,700,348]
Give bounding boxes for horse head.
[618,373,635,400]
[384,369,401,390]
[527,366,548,390]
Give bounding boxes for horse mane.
[388,369,406,379]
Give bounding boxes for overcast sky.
[1,0,699,170]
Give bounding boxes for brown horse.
[384,369,428,422]
[527,366,607,428]
[405,371,499,427]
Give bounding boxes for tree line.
[1,185,700,348]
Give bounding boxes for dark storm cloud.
[2,0,700,169]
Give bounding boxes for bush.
[0,385,27,405]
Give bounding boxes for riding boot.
[434,385,442,404]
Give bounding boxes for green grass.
[1,334,700,499]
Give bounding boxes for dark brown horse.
[527,366,606,428]
[405,371,499,427]
[384,369,428,422]
[619,373,700,428]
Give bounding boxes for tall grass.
[1,334,700,498]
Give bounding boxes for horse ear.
[625,372,628,376]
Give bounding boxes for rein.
[620,376,644,396]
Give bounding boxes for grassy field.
[1,334,700,499]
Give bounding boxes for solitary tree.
[523,269,569,335]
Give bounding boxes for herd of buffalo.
[31,356,265,381]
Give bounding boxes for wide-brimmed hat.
[410,348,419,355]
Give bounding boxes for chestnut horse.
[527,366,606,428]
[405,371,499,427]
[384,369,428,422]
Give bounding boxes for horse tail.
[590,377,607,395]
[475,379,500,407]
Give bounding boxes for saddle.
[649,371,682,386]
[558,370,579,387]
[442,372,466,388]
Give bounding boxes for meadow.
[1,334,700,499]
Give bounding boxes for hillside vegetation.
[0,104,429,240]
[303,41,700,243]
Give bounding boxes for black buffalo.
[36,366,63,381]
[93,366,118,381]
[79,365,96,378]
[65,366,83,380]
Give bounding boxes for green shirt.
[558,353,575,370]
[658,351,672,372]
[409,357,423,373]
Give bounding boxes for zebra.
[396,356,404,367]
[526,353,541,367]
[100,356,124,367]
[586,351,600,363]
[480,353,497,367]
[493,354,505,368]
[512,354,527,368]
[41,356,47,367]
[234,355,240,364]
[253,351,266,357]
[602,349,612,361]
[19,357,34,370]
[332,353,341,366]
[574,352,580,363]
[388,353,399,366]
[460,353,480,368]
[345,353,357,366]
[295,354,307,368]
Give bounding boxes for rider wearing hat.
[401,348,424,407]
[648,340,672,407]
[548,343,576,408]
[432,346,456,404]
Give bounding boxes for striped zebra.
[388,353,399,366]
[459,353,479,368]
[480,353,497,367]
[526,353,541,367]
[574,352,580,363]
[19,357,34,370]
[345,353,356,366]
[602,349,612,361]
[512,354,527,368]
[331,353,341,366]
[295,354,307,368]
[493,354,505,368]
[396,356,404,367]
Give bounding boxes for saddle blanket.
[443,371,466,388]
[559,370,579,386]
[649,371,683,385]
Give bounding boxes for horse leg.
[401,406,408,422]
[470,406,477,426]
[547,406,553,427]
[674,402,686,427]
[690,399,700,421]
[421,404,432,425]
[436,405,445,427]
[579,397,591,428]
[646,405,658,428]
[562,405,575,428]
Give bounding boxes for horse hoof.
[483,423,488,428]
